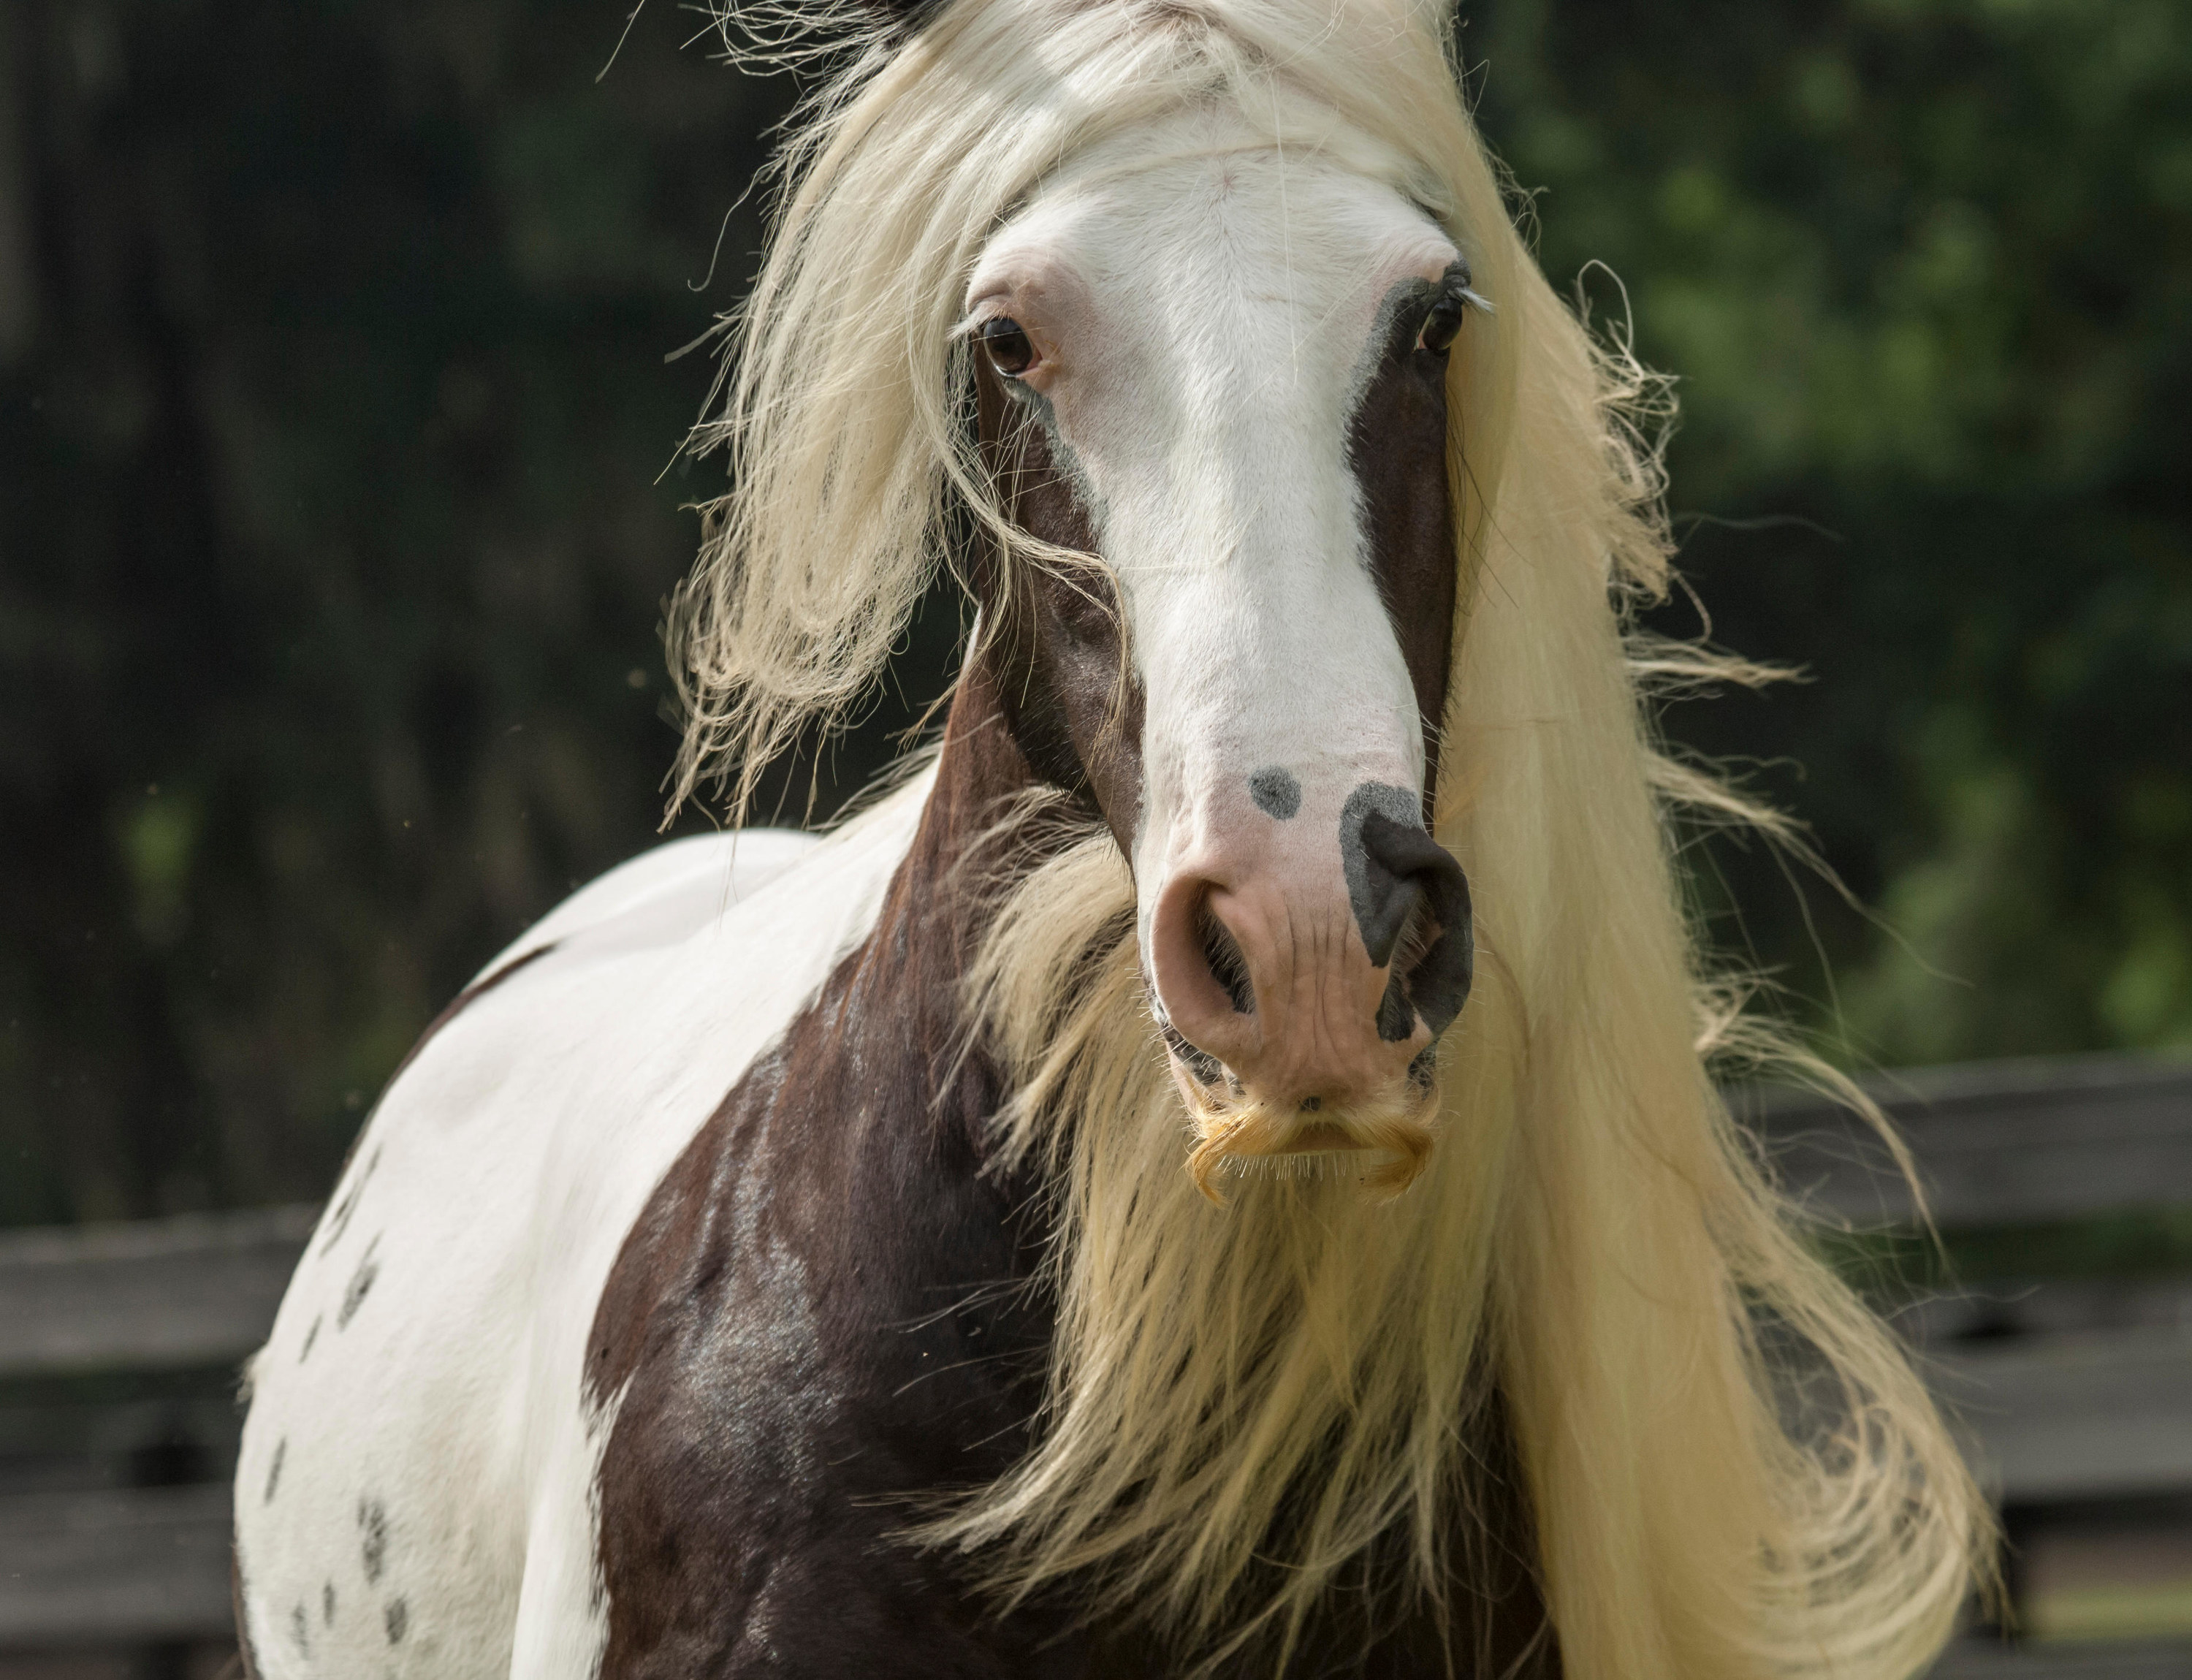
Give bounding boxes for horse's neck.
[820,647,1063,1277]
[868,655,1063,1043]
[584,658,1096,1676]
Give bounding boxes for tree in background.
[0,0,826,1222]
[0,0,2185,1224]
[1472,0,2192,1066]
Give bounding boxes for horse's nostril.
[1197,902,1255,1015]
[1354,834,1426,969]
[1339,783,1430,968]
[1347,794,1474,1041]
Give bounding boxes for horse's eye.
[980,316,1037,378]
[1417,296,1466,355]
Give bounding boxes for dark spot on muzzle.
[1248,765,1302,819]
[1339,782,1474,1044]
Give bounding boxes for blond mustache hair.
[1177,1067,1438,1204]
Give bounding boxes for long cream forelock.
[675,0,1990,1673]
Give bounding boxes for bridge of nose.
[1044,155,1442,1091]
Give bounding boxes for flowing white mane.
[671,0,1989,1673]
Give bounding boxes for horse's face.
[968,116,1475,1180]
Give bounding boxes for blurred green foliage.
[0,0,2185,1224]
[0,0,823,1222]
[1472,0,2192,1067]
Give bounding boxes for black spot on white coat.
[337,1235,381,1329]
[359,1497,389,1584]
[290,1604,310,1657]
[323,1581,336,1626]
[263,1437,285,1504]
[299,1313,320,1362]
[384,1597,408,1644]
[318,1147,381,1257]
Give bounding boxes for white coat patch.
[233,781,929,1678]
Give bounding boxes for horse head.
[962,106,1480,1194]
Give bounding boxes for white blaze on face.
[967,109,1464,1111]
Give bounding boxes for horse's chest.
[579,979,1554,1680]
[587,946,1061,1677]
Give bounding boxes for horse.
[231,0,1987,1673]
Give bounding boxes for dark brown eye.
[1417,295,1466,356]
[979,316,1037,377]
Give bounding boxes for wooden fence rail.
[1749,1059,2192,1529]
[1745,1054,2192,1230]
[1,1058,2187,1672]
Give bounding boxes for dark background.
[1,0,2186,1228]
